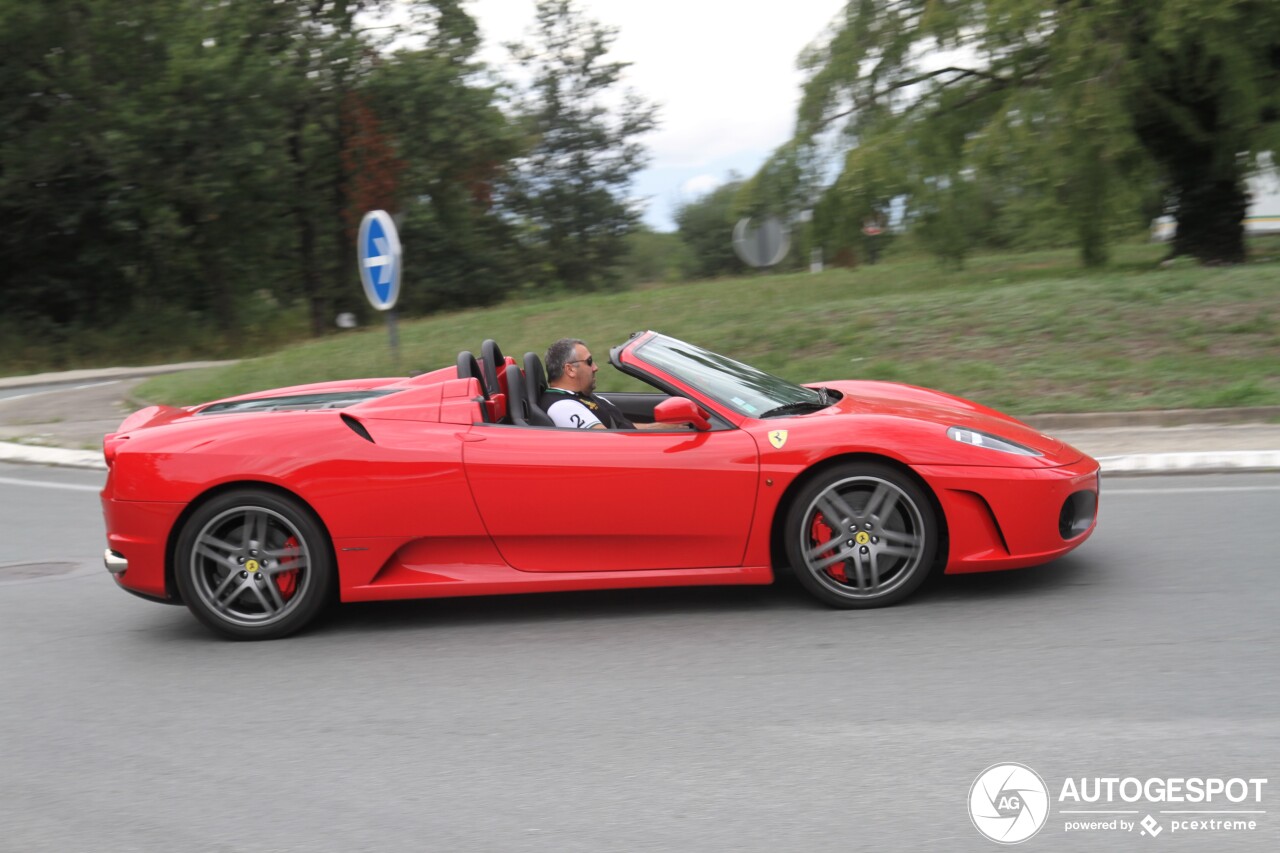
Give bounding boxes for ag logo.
[969,763,1049,844]
[768,430,788,449]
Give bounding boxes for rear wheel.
[174,489,334,640]
[785,463,937,608]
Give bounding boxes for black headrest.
[504,362,525,402]
[523,352,547,395]
[457,351,487,397]
[481,339,505,397]
[505,363,528,426]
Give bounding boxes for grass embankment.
[137,244,1280,416]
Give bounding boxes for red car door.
[462,425,760,572]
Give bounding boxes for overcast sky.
[463,0,846,232]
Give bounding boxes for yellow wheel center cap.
[855,532,871,546]
[245,559,260,573]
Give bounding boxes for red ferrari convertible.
[102,331,1099,639]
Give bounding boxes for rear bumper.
[101,498,185,601]
[916,456,1100,574]
[105,547,180,605]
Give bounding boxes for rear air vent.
[341,414,375,443]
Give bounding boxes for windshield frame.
[616,332,824,422]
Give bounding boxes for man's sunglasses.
[567,357,594,367]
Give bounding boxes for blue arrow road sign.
[357,210,402,311]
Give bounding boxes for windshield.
[634,334,822,417]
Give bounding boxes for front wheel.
[785,463,938,608]
[174,489,335,640]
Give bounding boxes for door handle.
[457,433,486,442]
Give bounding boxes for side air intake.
[341,413,375,443]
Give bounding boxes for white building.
[1247,168,1280,234]
[1152,166,1280,240]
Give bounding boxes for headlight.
[947,426,1043,456]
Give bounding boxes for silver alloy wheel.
[188,505,312,628]
[798,474,927,601]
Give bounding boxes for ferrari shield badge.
[768,429,788,449]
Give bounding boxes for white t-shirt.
[546,397,602,429]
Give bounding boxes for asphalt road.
[1,464,1277,852]
[0,378,137,449]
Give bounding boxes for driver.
[542,339,691,431]
[541,338,636,429]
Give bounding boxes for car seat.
[481,339,513,400]
[506,363,545,426]
[456,350,496,423]
[522,352,554,426]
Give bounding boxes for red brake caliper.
[275,535,300,600]
[810,513,847,582]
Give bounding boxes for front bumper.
[916,456,1101,574]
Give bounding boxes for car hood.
[819,380,1067,457]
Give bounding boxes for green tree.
[811,140,908,266]
[501,0,658,291]
[675,179,748,279]
[0,0,529,362]
[366,4,524,312]
[618,225,691,286]
[266,0,522,328]
[0,0,295,339]
[272,0,386,335]
[784,0,1280,266]
[1,0,152,330]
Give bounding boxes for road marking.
[0,380,120,406]
[1106,485,1280,496]
[0,390,46,405]
[0,476,100,493]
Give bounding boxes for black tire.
[174,489,335,640]
[784,462,938,609]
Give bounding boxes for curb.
[1095,450,1280,475]
[1023,407,1280,431]
[0,442,106,470]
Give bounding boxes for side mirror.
[654,397,711,431]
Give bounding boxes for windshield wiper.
[758,400,828,419]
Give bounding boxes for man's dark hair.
[545,338,586,382]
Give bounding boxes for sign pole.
[385,310,400,368]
